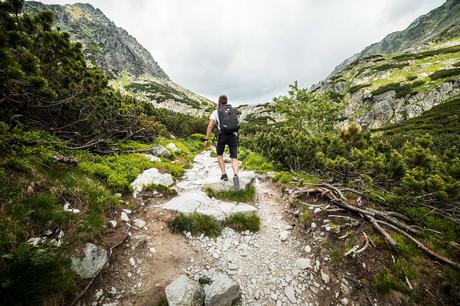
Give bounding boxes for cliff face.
[313,0,460,129]
[25,1,216,115]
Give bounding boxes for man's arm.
[204,119,215,147]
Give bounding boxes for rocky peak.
[25,1,169,79]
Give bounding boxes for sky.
[41,0,445,104]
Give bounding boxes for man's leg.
[216,135,227,180]
[217,155,226,175]
[231,158,239,175]
[229,134,240,190]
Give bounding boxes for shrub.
[170,214,222,237]
[349,83,371,94]
[429,68,460,80]
[299,210,313,225]
[205,186,256,203]
[224,213,260,232]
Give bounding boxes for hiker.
[204,95,241,190]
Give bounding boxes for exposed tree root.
[293,184,460,269]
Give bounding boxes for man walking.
[204,95,241,191]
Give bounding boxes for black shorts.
[216,133,238,158]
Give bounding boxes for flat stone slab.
[162,191,257,221]
[165,274,204,306]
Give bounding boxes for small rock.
[151,144,172,158]
[167,143,181,153]
[123,209,132,215]
[295,258,311,270]
[144,154,161,162]
[321,269,330,284]
[341,297,349,305]
[279,231,290,241]
[284,286,297,303]
[133,219,146,229]
[108,220,117,228]
[311,222,317,229]
[228,263,239,270]
[71,243,107,279]
[120,212,129,222]
[165,275,204,306]
[304,245,312,253]
[313,207,321,214]
[129,257,136,266]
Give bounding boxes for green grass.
[299,210,313,226]
[224,213,260,232]
[170,213,223,237]
[205,186,256,203]
[240,151,275,172]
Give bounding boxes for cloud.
[40,0,445,104]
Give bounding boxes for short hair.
[218,95,228,106]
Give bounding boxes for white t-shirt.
[210,109,238,136]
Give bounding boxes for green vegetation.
[224,213,261,232]
[240,150,275,172]
[143,183,177,196]
[429,67,460,80]
[299,210,313,226]
[170,214,223,237]
[371,82,412,98]
[205,186,256,203]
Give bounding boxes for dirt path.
[85,152,354,306]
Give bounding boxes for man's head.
[218,95,228,107]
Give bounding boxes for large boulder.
[165,275,205,306]
[204,171,256,193]
[130,168,174,198]
[151,144,172,158]
[204,272,241,306]
[71,243,107,279]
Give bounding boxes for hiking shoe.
[233,174,240,191]
[220,174,228,181]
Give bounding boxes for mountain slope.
[25,1,168,79]
[327,0,460,78]
[24,1,216,115]
[313,0,460,129]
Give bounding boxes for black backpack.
[218,104,240,134]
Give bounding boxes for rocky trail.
[84,151,357,306]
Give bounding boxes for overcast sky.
[41,0,445,104]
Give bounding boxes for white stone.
[144,154,161,162]
[120,212,130,222]
[108,220,117,228]
[131,168,174,198]
[162,191,209,215]
[165,275,204,306]
[204,272,241,306]
[27,237,42,247]
[151,144,172,158]
[123,209,132,214]
[166,143,181,153]
[311,222,317,229]
[313,207,321,214]
[133,219,146,229]
[71,243,107,279]
[341,297,349,305]
[279,231,290,241]
[321,269,331,284]
[129,257,136,266]
[284,286,297,304]
[304,245,312,253]
[295,258,311,270]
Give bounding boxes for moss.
[205,186,256,203]
[143,183,177,196]
[224,213,261,232]
[330,248,344,266]
[170,213,222,237]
